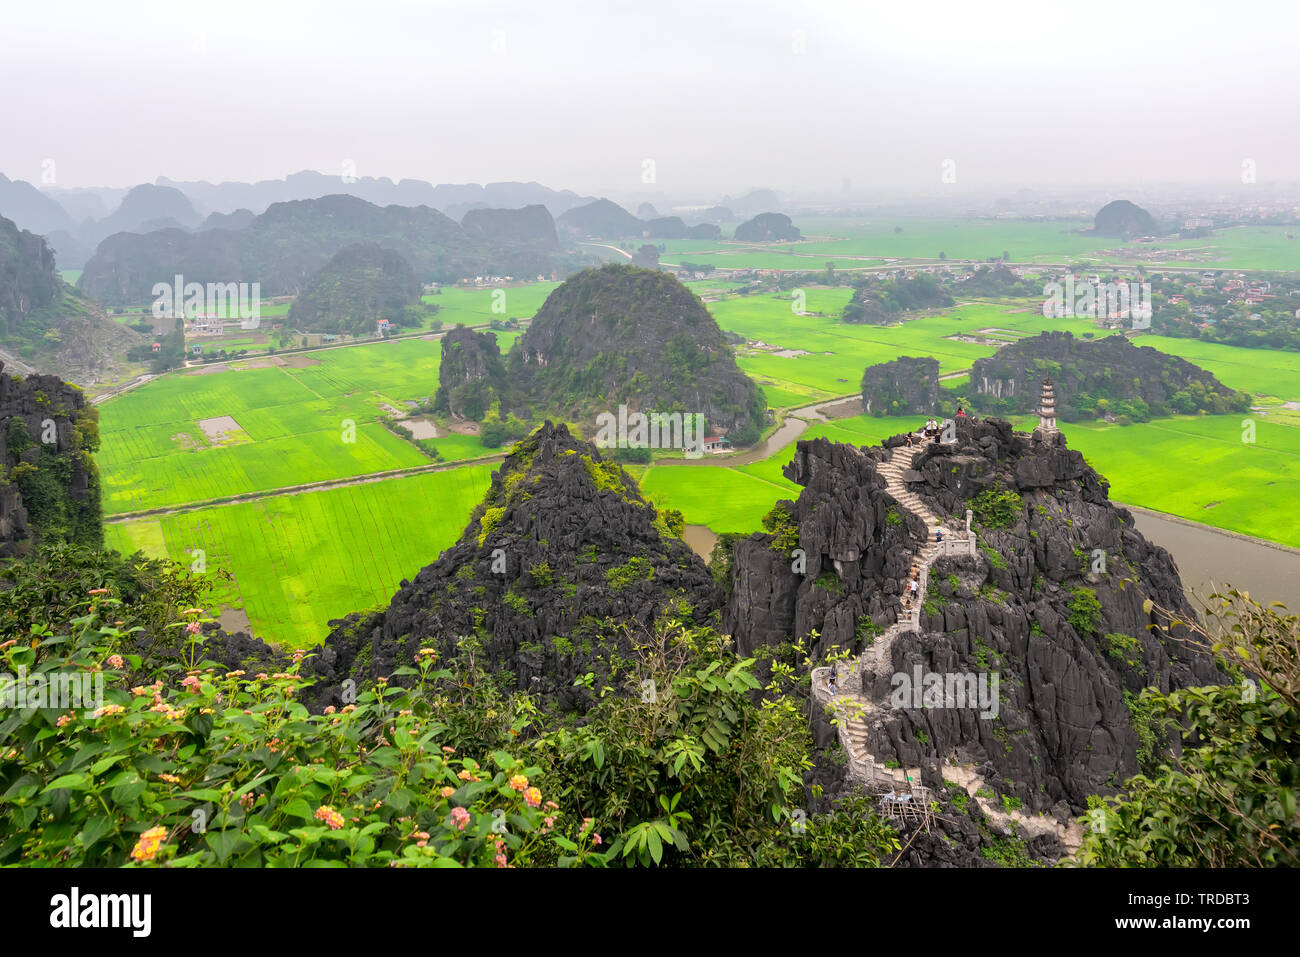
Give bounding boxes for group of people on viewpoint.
[905,408,965,448]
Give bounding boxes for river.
[1121,505,1299,613]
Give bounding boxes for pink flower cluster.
[314,805,345,830]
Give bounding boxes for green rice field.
[658,218,1300,272]
[98,335,511,514]
[105,465,495,647]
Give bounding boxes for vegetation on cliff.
[0,367,101,554]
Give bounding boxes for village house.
[701,435,732,454]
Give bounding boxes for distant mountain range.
[0,171,793,280]
[0,171,600,271]
[77,193,574,305]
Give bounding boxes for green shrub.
[1067,586,1103,635]
[605,556,654,590]
[970,484,1022,530]
[761,502,800,555]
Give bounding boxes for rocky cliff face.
[861,355,940,415]
[0,364,101,555]
[318,422,719,711]
[508,264,767,441]
[434,325,509,419]
[0,214,60,338]
[724,437,920,660]
[726,416,1221,818]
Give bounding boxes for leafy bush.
[970,484,1022,530]
[605,556,654,591]
[1080,591,1299,867]
[761,502,800,555]
[0,599,603,867]
[1066,586,1102,635]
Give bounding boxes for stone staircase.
[809,439,1082,854]
[812,440,967,792]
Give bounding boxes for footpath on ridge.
[810,435,1082,851]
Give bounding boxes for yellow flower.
[129,826,168,863]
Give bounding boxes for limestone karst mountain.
[318,422,717,711]
[459,204,559,250]
[860,356,941,415]
[969,330,1250,419]
[723,415,1222,863]
[288,242,425,337]
[1093,199,1159,239]
[505,263,767,442]
[555,198,643,239]
[78,194,568,305]
[733,211,801,242]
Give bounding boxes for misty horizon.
[3,0,1298,198]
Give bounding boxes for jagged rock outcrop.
[969,330,1249,418]
[0,363,101,555]
[318,422,719,711]
[733,212,801,242]
[723,437,918,659]
[861,356,941,415]
[726,415,1222,821]
[434,325,509,419]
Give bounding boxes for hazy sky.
[3,0,1298,196]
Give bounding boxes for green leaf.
[281,797,315,821]
[491,750,516,771]
[647,828,663,864]
[78,814,116,850]
[110,774,146,805]
[205,828,245,863]
[44,773,92,792]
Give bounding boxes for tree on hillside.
[631,244,660,268]
[1079,590,1299,867]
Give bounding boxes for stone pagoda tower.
[1034,374,1060,441]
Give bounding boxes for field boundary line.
[105,454,506,523]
